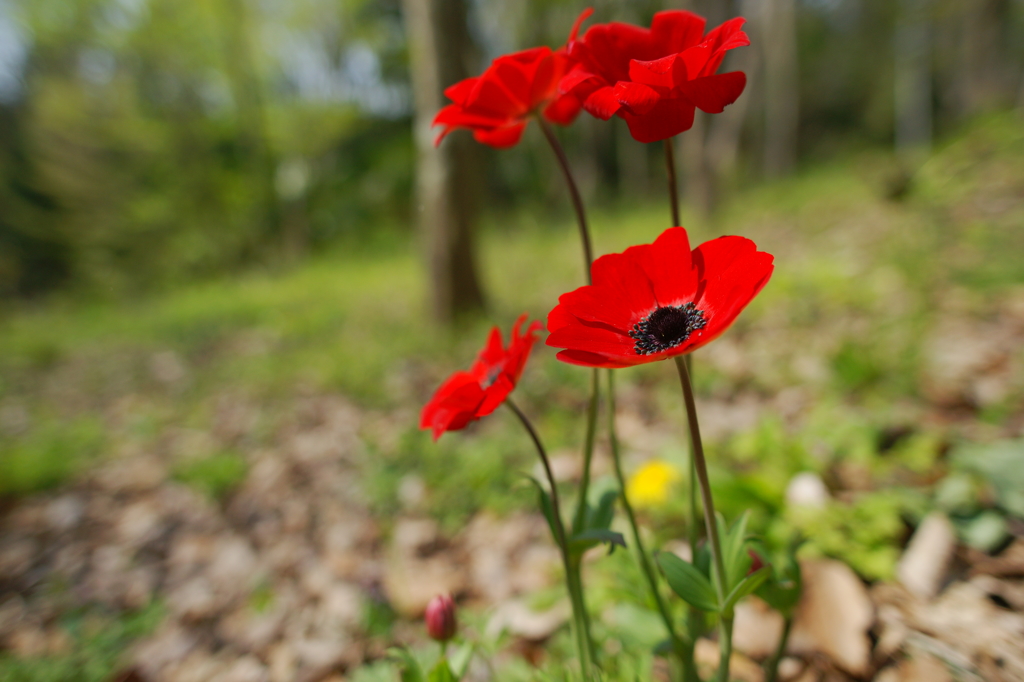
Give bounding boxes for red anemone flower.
[433,47,582,149]
[546,227,772,368]
[421,315,543,439]
[561,9,749,143]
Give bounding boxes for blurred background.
[1,0,1024,681]
[1,0,1021,300]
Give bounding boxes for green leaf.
[523,475,559,544]
[586,489,619,531]
[569,528,627,556]
[721,566,771,616]
[723,511,751,589]
[427,659,457,682]
[387,647,424,682]
[657,552,719,612]
[449,643,474,679]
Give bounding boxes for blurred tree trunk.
[953,0,1012,117]
[762,0,799,178]
[219,0,283,257]
[403,0,486,324]
[894,0,932,157]
[679,113,715,218]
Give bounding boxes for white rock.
[785,473,829,509]
[897,512,956,599]
[788,559,873,676]
[732,597,785,659]
[485,598,570,640]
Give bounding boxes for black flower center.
[629,303,707,355]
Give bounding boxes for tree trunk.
[762,0,799,178]
[402,0,486,324]
[894,0,932,157]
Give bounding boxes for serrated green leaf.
[722,566,771,616]
[449,642,474,679]
[657,552,719,612]
[388,647,424,682]
[569,528,627,556]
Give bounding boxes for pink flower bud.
[425,593,457,642]
[747,548,765,575]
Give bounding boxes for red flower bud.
[425,594,457,642]
[747,548,765,575]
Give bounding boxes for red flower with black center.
[546,227,773,368]
[433,47,582,149]
[561,8,749,143]
[421,315,543,439]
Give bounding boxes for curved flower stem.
[505,398,595,680]
[664,137,681,227]
[572,370,600,533]
[673,356,731,682]
[607,369,691,678]
[537,116,593,285]
[537,114,600,667]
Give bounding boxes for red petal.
[543,92,582,125]
[555,349,636,369]
[679,71,746,113]
[590,249,658,312]
[679,42,714,80]
[559,65,601,96]
[650,10,707,54]
[583,86,622,120]
[628,54,678,89]
[568,7,594,43]
[473,121,527,148]
[633,226,699,306]
[546,322,635,357]
[614,81,660,115]
[444,77,480,106]
[556,284,642,330]
[621,97,696,143]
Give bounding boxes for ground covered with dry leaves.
[1,114,1024,681]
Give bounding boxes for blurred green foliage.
[172,450,248,499]
[2,0,1023,298]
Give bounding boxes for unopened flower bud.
[747,548,765,575]
[425,593,457,642]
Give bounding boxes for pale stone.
[788,559,873,677]
[785,472,829,509]
[733,597,785,659]
[485,598,571,641]
[897,513,956,599]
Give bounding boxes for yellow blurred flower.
[626,460,682,508]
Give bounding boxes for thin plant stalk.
[505,398,595,680]
[664,138,681,227]
[537,116,592,284]
[606,370,691,678]
[673,356,732,682]
[764,616,794,682]
[666,134,703,679]
[537,114,601,663]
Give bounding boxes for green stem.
[573,369,600,534]
[673,357,730,682]
[607,370,690,678]
[505,398,594,679]
[664,137,681,227]
[764,615,793,682]
[538,116,592,285]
